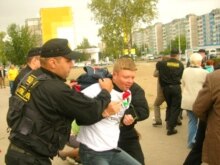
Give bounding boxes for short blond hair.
[113,58,137,72]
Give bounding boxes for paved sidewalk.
[0,86,190,165]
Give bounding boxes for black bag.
[76,66,112,90]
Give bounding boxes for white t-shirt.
[77,83,131,151]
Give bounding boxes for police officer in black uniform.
[157,48,184,135]
[11,47,41,95]
[5,38,119,165]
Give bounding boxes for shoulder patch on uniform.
[167,62,180,68]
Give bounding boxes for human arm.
[124,83,149,122]
[43,81,111,125]
[153,69,159,77]
[102,101,121,117]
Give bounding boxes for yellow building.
[40,7,75,48]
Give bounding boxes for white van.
[146,54,154,60]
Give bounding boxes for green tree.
[132,44,141,57]
[0,32,7,65]
[77,38,91,49]
[89,0,158,57]
[170,35,186,54]
[4,24,38,65]
[99,25,124,59]
[76,38,92,61]
[161,35,186,55]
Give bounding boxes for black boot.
[167,129,177,136]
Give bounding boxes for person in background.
[157,48,184,135]
[198,49,207,68]
[192,69,220,165]
[11,47,41,95]
[0,65,6,88]
[181,53,208,149]
[213,59,220,70]
[152,55,169,126]
[5,38,119,165]
[7,64,18,94]
[204,59,214,73]
[183,62,220,165]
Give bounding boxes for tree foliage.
[77,38,91,49]
[76,38,92,61]
[89,0,158,57]
[4,24,38,65]
[161,35,186,55]
[0,32,7,65]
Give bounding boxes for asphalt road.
[0,86,191,165]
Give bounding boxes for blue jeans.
[187,110,198,148]
[9,81,14,94]
[79,143,141,165]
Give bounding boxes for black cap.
[27,47,41,58]
[41,38,81,60]
[198,49,206,53]
[170,48,179,55]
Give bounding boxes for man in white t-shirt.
[77,57,141,165]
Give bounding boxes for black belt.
[8,143,32,155]
[164,84,180,87]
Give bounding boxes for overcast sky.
[0,0,219,46]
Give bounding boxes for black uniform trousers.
[183,120,207,165]
[163,85,181,130]
[118,138,145,165]
[5,143,51,165]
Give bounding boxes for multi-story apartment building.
[199,8,220,46]
[213,9,220,45]
[162,18,185,51]
[132,23,163,55]
[25,18,42,46]
[132,28,146,49]
[185,14,198,49]
[132,8,220,54]
[155,23,163,54]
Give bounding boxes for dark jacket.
[12,65,32,95]
[10,67,111,158]
[119,82,149,141]
[157,58,184,87]
[193,70,220,165]
[0,68,6,77]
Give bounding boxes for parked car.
[146,54,155,60]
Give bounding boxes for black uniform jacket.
[29,67,111,125]
[157,58,184,87]
[12,65,32,95]
[10,67,111,157]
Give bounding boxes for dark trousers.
[163,85,181,130]
[118,139,145,165]
[5,144,51,165]
[183,120,207,165]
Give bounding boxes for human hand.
[99,78,113,92]
[70,80,78,88]
[102,101,121,117]
[122,114,135,126]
